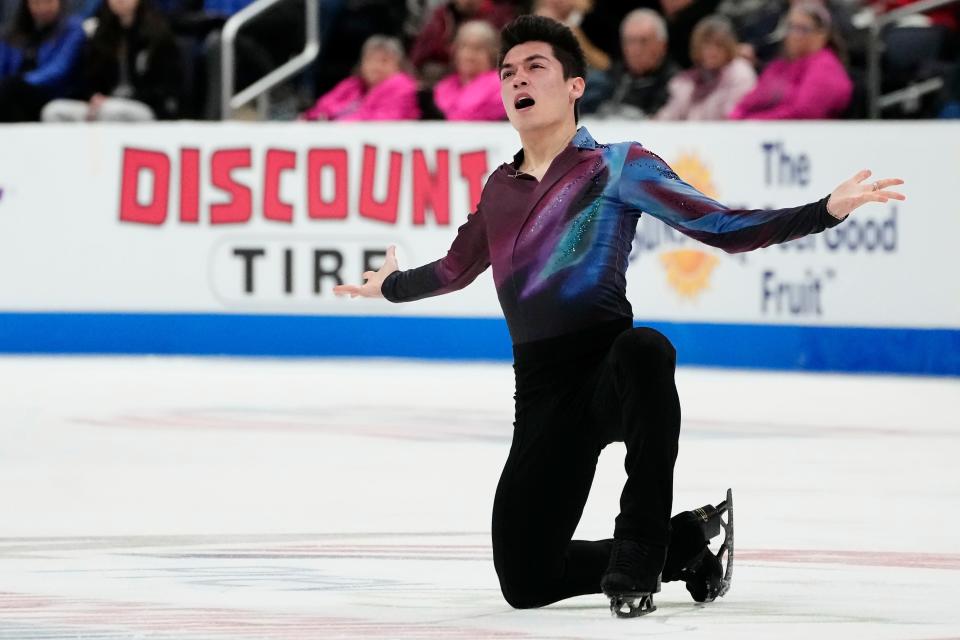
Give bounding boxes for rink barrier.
[0,312,956,376]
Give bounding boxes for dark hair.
[498,14,587,123]
[91,0,168,51]
[790,1,848,67]
[5,0,63,47]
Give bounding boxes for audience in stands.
[581,8,678,118]
[42,0,182,121]
[0,0,86,121]
[302,34,419,121]
[660,0,721,69]
[0,0,955,121]
[655,14,754,120]
[730,1,852,119]
[420,19,505,120]
[718,0,860,70]
[533,0,608,71]
[410,0,515,83]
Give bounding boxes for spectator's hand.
[333,244,400,299]
[826,170,906,219]
[87,93,106,120]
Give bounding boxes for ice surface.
[0,356,957,639]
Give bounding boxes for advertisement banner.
[0,121,956,374]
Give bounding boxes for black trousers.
[492,316,682,609]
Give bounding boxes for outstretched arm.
[333,205,490,302]
[619,143,905,254]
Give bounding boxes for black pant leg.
[589,326,681,547]
[491,358,611,609]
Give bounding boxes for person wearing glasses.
[729,1,852,120]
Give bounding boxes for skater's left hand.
[826,169,906,219]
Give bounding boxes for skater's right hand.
[333,245,399,299]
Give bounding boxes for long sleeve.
[381,204,491,302]
[22,19,85,93]
[0,42,21,80]
[728,67,770,119]
[342,73,420,121]
[618,142,846,254]
[654,74,693,121]
[435,71,505,121]
[718,58,757,118]
[729,50,852,120]
[303,76,359,121]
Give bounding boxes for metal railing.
[220,0,320,119]
[866,0,959,118]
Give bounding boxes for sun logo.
[660,249,719,299]
[658,152,719,299]
[671,151,718,200]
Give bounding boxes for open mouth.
[514,95,535,110]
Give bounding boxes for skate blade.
[693,488,735,604]
[714,487,734,599]
[609,593,656,618]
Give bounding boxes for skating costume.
[382,126,844,611]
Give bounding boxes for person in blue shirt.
[0,0,85,120]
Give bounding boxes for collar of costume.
[510,126,598,169]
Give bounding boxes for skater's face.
[500,41,583,133]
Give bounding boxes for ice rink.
[1,355,957,639]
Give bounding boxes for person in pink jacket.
[302,35,420,121]
[655,15,756,121]
[729,1,852,120]
[429,20,506,121]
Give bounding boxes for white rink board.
[0,121,956,330]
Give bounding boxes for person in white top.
[655,14,756,121]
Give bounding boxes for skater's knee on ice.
[499,581,550,610]
[613,327,676,370]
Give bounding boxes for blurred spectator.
[410,0,514,83]
[660,0,721,68]
[311,0,408,100]
[534,0,609,71]
[42,0,182,121]
[581,8,678,117]
[718,0,860,69]
[419,19,505,120]
[577,0,657,63]
[655,14,755,120]
[302,34,419,120]
[0,0,85,121]
[729,1,852,119]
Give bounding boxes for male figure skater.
[333,15,905,617]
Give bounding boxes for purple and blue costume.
[381,126,846,609]
[382,126,843,344]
